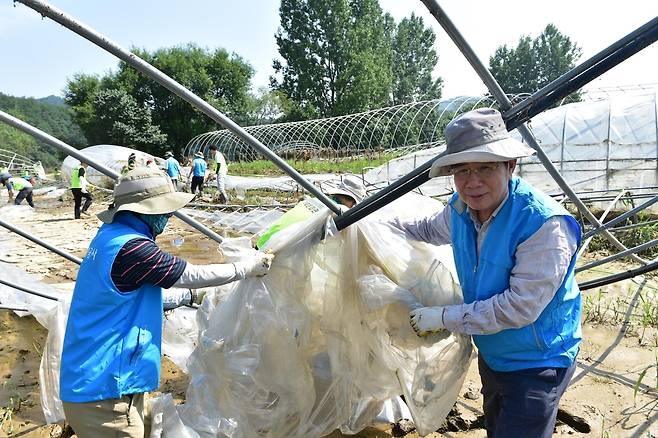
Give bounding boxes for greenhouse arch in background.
[0,149,38,174]
[184,94,534,162]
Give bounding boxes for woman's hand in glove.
[235,251,275,278]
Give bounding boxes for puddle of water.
[158,233,227,264]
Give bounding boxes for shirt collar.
[453,191,510,226]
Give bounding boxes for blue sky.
[2,0,657,100]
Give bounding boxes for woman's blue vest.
[450,177,582,371]
[60,213,163,402]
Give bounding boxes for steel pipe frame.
[576,237,658,273]
[576,189,629,262]
[583,193,658,239]
[0,278,60,301]
[16,0,340,216]
[0,110,226,244]
[0,217,82,265]
[580,259,658,291]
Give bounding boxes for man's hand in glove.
[409,306,446,336]
[235,251,275,278]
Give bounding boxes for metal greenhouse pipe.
[0,110,226,244]
[0,278,60,302]
[0,217,82,265]
[582,193,658,239]
[579,259,658,291]
[576,237,658,273]
[16,0,341,216]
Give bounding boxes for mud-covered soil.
[0,191,657,437]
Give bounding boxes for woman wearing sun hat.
[59,167,274,437]
[392,108,581,438]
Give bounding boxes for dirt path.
[0,193,657,437]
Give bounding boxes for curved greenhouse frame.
[0,149,38,174]
[184,95,534,161]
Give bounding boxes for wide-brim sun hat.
[97,167,195,224]
[324,175,367,203]
[194,151,204,158]
[164,151,173,157]
[429,108,536,178]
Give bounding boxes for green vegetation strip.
[230,152,404,176]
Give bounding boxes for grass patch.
[229,152,405,176]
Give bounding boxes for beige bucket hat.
[324,175,367,203]
[429,108,535,177]
[97,167,195,224]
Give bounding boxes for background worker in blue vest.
[59,167,275,438]
[188,150,207,196]
[0,173,35,207]
[390,109,581,438]
[70,163,93,219]
[163,151,181,191]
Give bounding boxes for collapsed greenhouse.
[1,1,658,437]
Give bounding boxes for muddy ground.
[0,190,657,437]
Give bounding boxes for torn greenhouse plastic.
[172,193,471,437]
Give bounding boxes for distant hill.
[0,92,87,169]
[37,95,67,107]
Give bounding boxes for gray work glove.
[235,252,275,278]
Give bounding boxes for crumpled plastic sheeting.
[185,208,285,235]
[0,259,70,423]
[61,145,164,189]
[172,193,472,437]
[226,174,339,194]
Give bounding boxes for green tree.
[86,89,167,150]
[0,93,87,169]
[272,0,394,119]
[65,44,255,156]
[489,24,581,96]
[391,13,442,105]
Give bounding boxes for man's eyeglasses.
[451,162,501,180]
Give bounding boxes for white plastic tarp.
[169,193,471,437]
[61,145,164,189]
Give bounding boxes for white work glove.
[188,289,207,307]
[235,252,275,278]
[409,306,446,336]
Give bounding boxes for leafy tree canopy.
[489,24,581,96]
[391,13,443,105]
[65,44,255,157]
[272,0,442,120]
[0,93,87,169]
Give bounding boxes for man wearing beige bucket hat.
[392,108,581,437]
[59,167,274,437]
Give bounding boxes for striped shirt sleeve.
[111,238,187,292]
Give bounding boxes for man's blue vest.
[60,213,163,402]
[192,158,206,177]
[450,177,582,372]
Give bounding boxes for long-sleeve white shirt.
[391,196,578,335]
